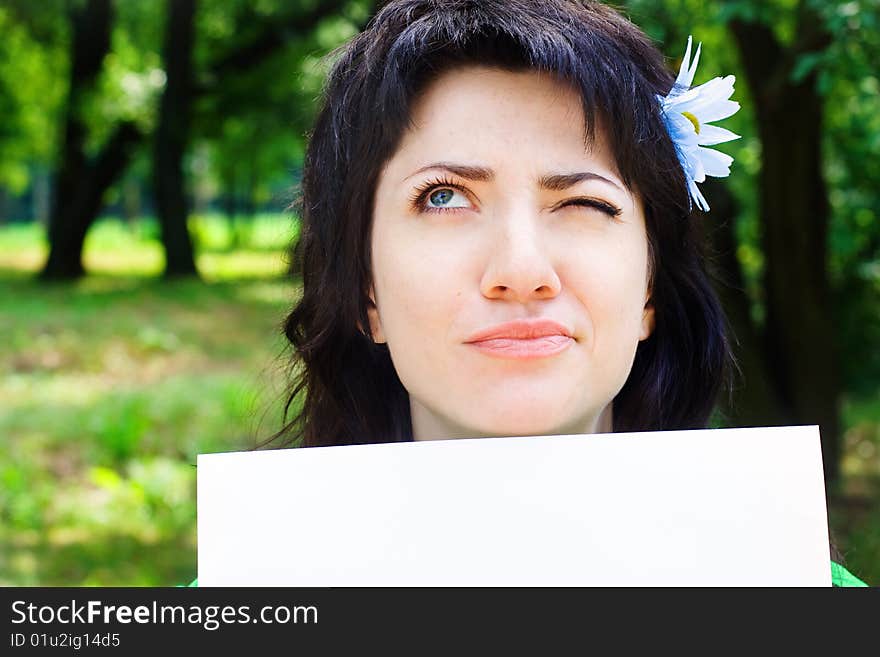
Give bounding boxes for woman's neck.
[410,399,614,441]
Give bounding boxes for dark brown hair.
[269,0,735,448]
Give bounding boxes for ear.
[639,294,655,341]
[366,286,386,344]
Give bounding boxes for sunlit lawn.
[1,215,299,585]
[1,215,878,585]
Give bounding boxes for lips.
[464,319,574,360]
[464,318,573,343]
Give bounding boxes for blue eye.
[426,187,469,209]
[410,176,474,214]
[429,189,454,206]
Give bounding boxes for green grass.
[0,213,298,279]
[1,216,878,585]
[1,216,299,585]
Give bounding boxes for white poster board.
[197,425,831,586]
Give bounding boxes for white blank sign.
[197,425,831,586]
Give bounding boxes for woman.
[283,0,727,445]
[194,0,866,586]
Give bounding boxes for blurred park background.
[1,0,878,585]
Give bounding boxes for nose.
[478,203,562,302]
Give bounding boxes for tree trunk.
[154,0,198,278]
[729,12,841,485]
[40,0,135,280]
[42,121,141,279]
[699,179,789,429]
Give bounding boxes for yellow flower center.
[681,111,701,134]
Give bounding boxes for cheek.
[565,237,649,350]
[372,223,466,356]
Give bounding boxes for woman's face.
[368,66,655,441]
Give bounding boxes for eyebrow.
[405,162,624,192]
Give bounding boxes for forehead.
[411,65,582,118]
[392,65,619,177]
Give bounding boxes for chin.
[465,409,572,439]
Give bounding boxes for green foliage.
[816,1,880,392]
[0,5,66,191]
[192,1,372,216]
[715,0,800,42]
[0,0,371,227]
[89,1,165,139]
[624,0,880,391]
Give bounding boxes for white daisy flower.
[658,36,741,212]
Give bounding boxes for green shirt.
[830,561,868,587]
[183,561,868,587]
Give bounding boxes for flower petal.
[699,99,740,123]
[690,154,706,182]
[681,145,706,183]
[697,146,734,177]
[666,111,699,146]
[660,37,739,214]
[668,76,736,115]
[697,124,740,146]
[684,41,702,89]
[689,178,710,212]
[673,36,694,90]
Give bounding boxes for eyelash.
[408,177,469,214]
[561,197,623,218]
[408,176,623,219]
